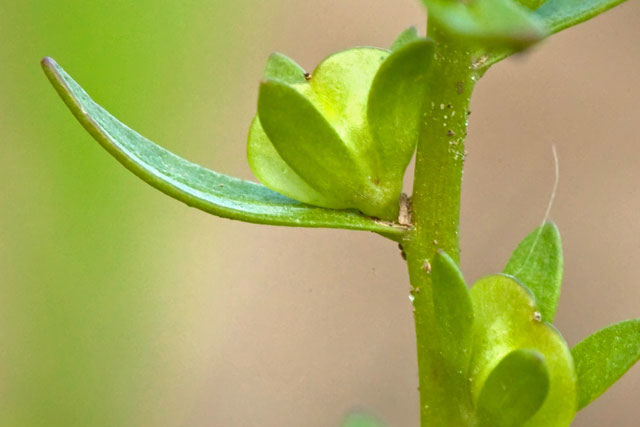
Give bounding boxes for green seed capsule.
[247,40,434,221]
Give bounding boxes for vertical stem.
[403,24,478,426]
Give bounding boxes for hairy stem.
[402,24,479,426]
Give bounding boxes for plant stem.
[402,24,479,426]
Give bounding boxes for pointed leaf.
[390,26,419,51]
[263,52,308,84]
[535,0,629,35]
[41,57,407,239]
[431,250,474,370]
[424,0,547,49]
[247,117,343,208]
[368,39,433,184]
[504,222,563,322]
[475,349,550,427]
[571,319,640,410]
[470,275,577,427]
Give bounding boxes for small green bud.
[247,40,433,221]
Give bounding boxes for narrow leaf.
[263,52,308,84]
[368,39,434,183]
[504,222,563,322]
[475,349,550,427]
[571,319,640,410]
[424,0,547,49]
[470,275,577,426]
[390,26,419,51]
[431,250,474,370]
[41,57,407,239]
[535,0,629,35]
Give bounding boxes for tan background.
[187,2,640,426]
[1,0,639,426]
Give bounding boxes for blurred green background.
[1,1,257,425]
[1,1,639,426]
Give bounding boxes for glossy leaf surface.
[424,0,546,48]
[535,0,629,34]
[504,222,563,322]
[368,39,433,184]
[571,319,640,409]
[41,57,407,238]
[470,275,577,427]
[475,349,550,427]
[431,250,474,370]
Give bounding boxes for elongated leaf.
[431,250,474,370]
[535,0,629,34]
[263,52,307,84]
[470,275,577,427]
[368,39,433,184]
[424,0,546,49]
[390,26,419,51]
[504,222,563,322]
[475,349,550,427]
[571,319,640,410]
[41,57,407,239]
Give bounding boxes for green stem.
[403,24,479,426]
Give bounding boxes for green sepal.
[247,117,342,208]
[470,275,577,427]
[475,349,550,427]
[368,39,434,186]
[255,48,409,221]
[257,77,396,219]
[423,0,547,49]
[571,319,640,410]
[504,222,563,322]
[249,53,344,208]
[431,250,474,372]
[263,52,307,84]
[390,26,420,51]
[41,57,407,239]
[535,0,630,34]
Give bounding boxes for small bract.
[247,39,434,221]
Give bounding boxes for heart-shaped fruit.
[469,275,577,426]
[247,40,433,221]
